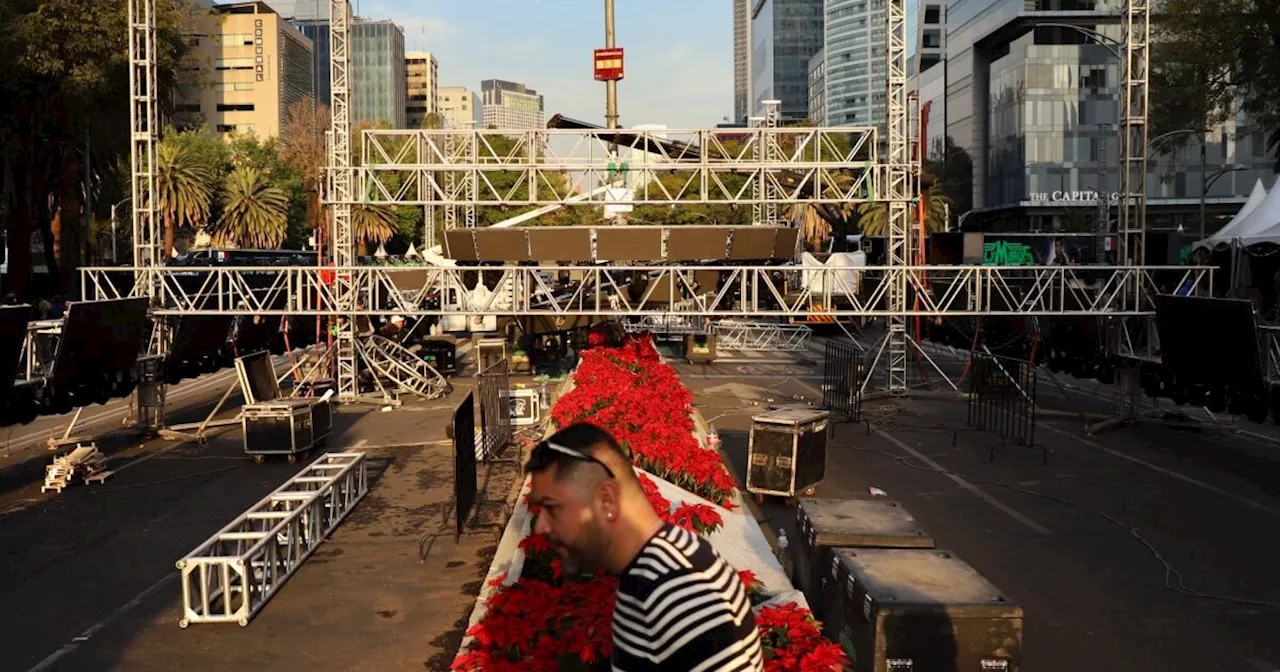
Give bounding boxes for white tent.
[1193,179,1268,251]
[1232,179,1280,248]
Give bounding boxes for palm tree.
[856,202,890,237]
[922,184,952,232]
[156,138,215,257]
[352,204,396,255]
[214,167,289,248]
[855,185,953,238]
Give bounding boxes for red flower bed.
[551,334,738,507]
[452,333,849,671]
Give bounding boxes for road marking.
[27,574,175,672]
[874,427,1051,535]
[1041,423,1280,518]
[351,439,369,450]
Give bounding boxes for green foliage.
[1152,0,1280,167]
[215,167,289,249]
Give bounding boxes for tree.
[1151,0,1280,167]
[923,137,973,226]
[353,204,396,255]
[280,97,329,235]
[215,167,288,248]
[155,135,216,257]
[854,185,951,237]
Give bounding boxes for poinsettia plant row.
[451,334,850,671]
[550,334,739,507]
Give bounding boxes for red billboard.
[593,48,624,81]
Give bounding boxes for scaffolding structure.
[105,0,1183,404]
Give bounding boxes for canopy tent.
[1232,179,1280,248]
[1192,179,1268,251]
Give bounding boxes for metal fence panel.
[477,360,512,461]
[822,340,864,423]
[962,353,1043,461]
[453,392,478,541]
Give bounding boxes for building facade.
[480,79,545,130]
[405,51,439,128]
[734,0,752,122]
[176,1,314,139]
[946,0,1275,232]
[292,20,331,106]
[822,0,886,128]
[439,86,482,128]
[750,0,825,121]
[351,19,407,127]
[807,50,826,126]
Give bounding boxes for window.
[924,5,941,24]
[217,103,255,112]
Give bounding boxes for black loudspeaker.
[928,233,964,265]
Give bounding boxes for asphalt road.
[673,336,1280,672]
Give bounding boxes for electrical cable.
[832,440,1280,609]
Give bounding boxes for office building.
[481,79,545,130]
[909,0,945,75]
[175,1,314,139]
[292,20,331,106]
[807,50,826,126]
[946,0,1274,231]
[405,51,439,128]
[351,19,407,127]
[821,0,886,128]
[750,0,824,121]
[733,0,751,122]
[439,86,482,128]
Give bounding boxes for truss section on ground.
[80,265,1212,318]
[347,127,880,206]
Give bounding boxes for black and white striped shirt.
[611,523,764,672]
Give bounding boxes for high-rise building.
[439,86,482,128]
[750,0,824,121]
[351,19,407,127]
[946,0,1274,231]
[733,0,751,122]
[807,51,826,126]
[292,20,331,106]
[908,0,945,75]
[175,1,314,139]
[480,79,545,130]
[821,0,887,129]
[405,51,439,128]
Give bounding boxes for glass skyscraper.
[750,0,825,121]
[350,20,407,128]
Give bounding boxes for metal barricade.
[955,353,1046,462]
[453,392,478,541]
[176,452,368,627]
[822,340,865,426]
[477,360,512,461]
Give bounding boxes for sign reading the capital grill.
[1030,190,1120,204]
[594,48,624,81]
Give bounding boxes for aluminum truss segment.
[884,0,914,395]
[1118,0,1150,269]
[329,0,358,400]
[128,0,161,296]
[345,126,879,206]
[712,321,812,352]
[176,452,369,627]
[357,335,451,399]
[80,265,1213,317]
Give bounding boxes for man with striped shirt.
[528,423,764,671]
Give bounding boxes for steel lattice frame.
[350,126,879,206]
[128,0,161,306]
[80,264,1212,317]
[1118,0,1149,268]
[329,0,358,400]
[885,0,914,395]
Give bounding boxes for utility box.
[421,338,459,376]
[243,399,332,464]
[684,333,716,363]
[792,498,935,619]
[822,548,1022,672]
[476,338,507,374]
[746,408,829,498]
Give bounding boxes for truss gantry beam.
[342,127,879,206]
[329,0,358,400]
[885,0,914,395]
[80,265,1212,318]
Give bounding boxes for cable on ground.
[833,440,1280,609]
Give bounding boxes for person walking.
[527,423,764,671]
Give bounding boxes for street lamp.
[1201,165,1251,239]
[109,197,132,264]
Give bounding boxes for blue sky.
[358,0,735,128]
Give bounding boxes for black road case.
[791,498,935,619]
[684,333,717,363]
[243,399,332,464]
[746,408,829,499]
[822,548,1022,672]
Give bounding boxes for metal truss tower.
[884,0,914,396]
[329,0,358,400]
[752,100,782,226]
[128,0,160,302]
[1118,0,1150,271]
